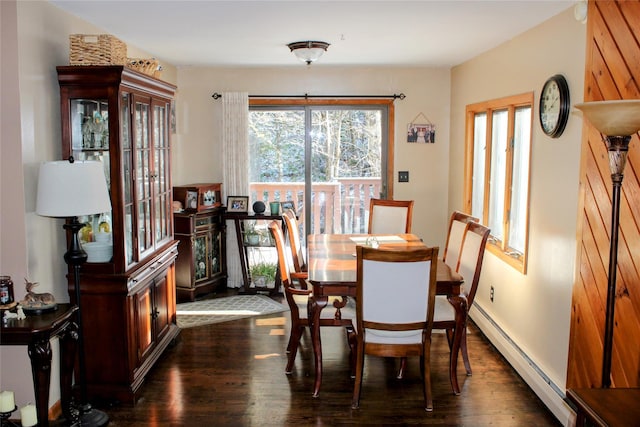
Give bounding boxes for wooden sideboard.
[174,207,227,301]
[567,388,640,426]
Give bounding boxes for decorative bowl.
[83,242,113,263]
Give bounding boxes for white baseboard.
[470,303,576,426]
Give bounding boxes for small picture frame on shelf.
[186,191,198,210]
[227,196,249,213]
[280,200,295,212]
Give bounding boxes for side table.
[567,388,640,426]
[224,212,285,295]
[0,304,78,426]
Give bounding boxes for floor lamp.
[36,159,110,426]
[575,100,640,388]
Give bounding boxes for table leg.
[447,295,468,395]
[27,337,52,427]
[234,219,250,292]
[309,295,328,397]
[59,321,79,423]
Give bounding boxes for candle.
[20,403,37,427]
[0,390,14,413]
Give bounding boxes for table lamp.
[574,99,640,388]
[36,158,110,426]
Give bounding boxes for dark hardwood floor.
[95,289,560,426]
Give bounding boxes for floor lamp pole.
[63,218,109,426]
[601,135,630,389]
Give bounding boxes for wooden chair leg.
[285,325,304,374]
[445,328,454,348]
[351,341,365,409]
[397,357,407,379]
[460,327,472,375]
[422,342,433,412]
[346,326,357,378]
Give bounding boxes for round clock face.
[540,74,570,138]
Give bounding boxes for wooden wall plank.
[568,0,640,389]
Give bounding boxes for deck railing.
[250,178,381,234]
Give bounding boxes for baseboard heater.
[470,303,574,425]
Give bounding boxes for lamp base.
[73,404,109,427]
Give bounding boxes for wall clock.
[539,74,570,138]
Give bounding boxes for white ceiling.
[50,0,575,68]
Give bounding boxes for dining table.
[306,233,466,397]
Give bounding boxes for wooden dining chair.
[281,208,307,286]
[351,245,439,411]
[268,221,355,374]
[442,211,479,271]
[397,220,490,392]
[368,198,414,234]
[434,221,491,387]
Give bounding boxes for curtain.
[222,92,249,288]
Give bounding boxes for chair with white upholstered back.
[434,221,490,387]
[368,198,414,234]
[351,245,439,411]
[442,211,479,271]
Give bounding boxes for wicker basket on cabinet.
[69,34,127,66]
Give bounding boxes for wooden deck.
[89,290,560,426]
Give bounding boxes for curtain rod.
[211,92,405,100]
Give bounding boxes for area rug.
[176,295,288,328]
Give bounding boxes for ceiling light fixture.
[287,41,330,65]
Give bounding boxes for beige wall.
[174,66,453,246]
[1,0,177,412]
[450,7,584,423]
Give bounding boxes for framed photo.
[407,123,436,143]
[280,200,296,212]
[227,196,249,213]
[186,191,198,210]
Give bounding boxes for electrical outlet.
[490,286,494,302]
[398,171,409,182]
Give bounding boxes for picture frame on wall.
[407,123,436,143]
[227,196,249,213]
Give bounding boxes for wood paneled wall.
[567,0,640,389]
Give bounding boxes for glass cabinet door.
[127,94,173,267]
[70,98,113,258]
[134,94,153,260]
[122,92,135,266]
[211,227,222,276]
[194,233,208,282]
[153,100,172,247]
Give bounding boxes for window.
[465,93,533,273]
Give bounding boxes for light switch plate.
[398,171,409,182]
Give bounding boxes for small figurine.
[3,310,18,321]
[21,279,56,311]
[16,305,26,320]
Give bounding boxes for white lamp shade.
[293,47,325,63]
[575,100,640,136]
[36,160,111,218]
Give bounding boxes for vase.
[270,202,280,216]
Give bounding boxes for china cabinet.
[174,207,227,301]
[57,65,180,404]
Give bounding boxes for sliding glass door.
[249,101,390,243]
